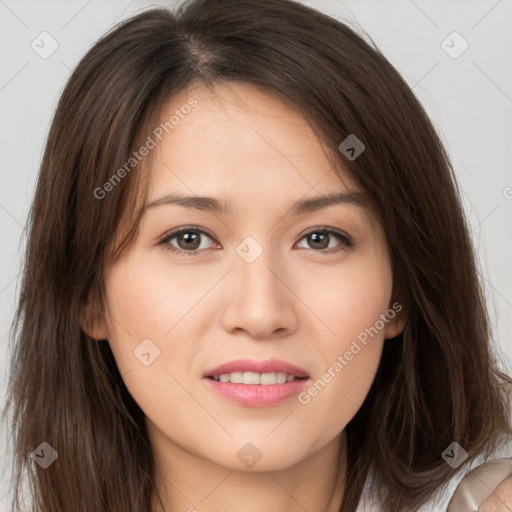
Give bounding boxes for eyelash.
[157,225,354,257]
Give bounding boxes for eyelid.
[299,226,352,244]
[158,225,217,254]
[158,225,354,255]
[159,225,215,241]
[296,226,353,254]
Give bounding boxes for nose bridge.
[234,234,283,303]
[220,233,297,338]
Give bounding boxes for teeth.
[229,371,243,384]
[243,372,260,385]
[212,371,300,385]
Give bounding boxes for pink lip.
[204,378,309,407]
[204,358,309,378]
[203,358,310,408]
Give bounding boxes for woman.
[3,0,511,511]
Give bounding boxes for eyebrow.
[144,190,369,216]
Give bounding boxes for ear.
[384,299,407,340]
[78,288,108,341]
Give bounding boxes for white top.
[355,441,512,512]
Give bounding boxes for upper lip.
[204,358,309,378]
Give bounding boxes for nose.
[220,244,299,340]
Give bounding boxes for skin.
[82,82,406,512]
[478,478,512,512]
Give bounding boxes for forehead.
[148,81,360,197]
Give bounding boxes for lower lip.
[204,377,309,407]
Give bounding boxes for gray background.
[1,0,511,508]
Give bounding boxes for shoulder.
[448,457,512,512]
[355,455,512,512]
[478,477,512,512]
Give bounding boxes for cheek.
[102,256,205,425]
[294,254,392,437]
[297,311,386,451]
[104,250,207,338]
[102,253,189,371]
[297,249,393,350]
[102,250,222,417]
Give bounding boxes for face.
[85,82,405,473]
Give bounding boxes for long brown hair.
[3,0,511,511]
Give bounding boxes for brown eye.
[174,231,202,251]
[296,228,352,253]
[159,227,216,255]
[306,232,330,250]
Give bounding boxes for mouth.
[206,372,308,385]
[204,357,309,382]
[203,358,310,407]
